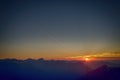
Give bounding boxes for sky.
[0,0,120,59]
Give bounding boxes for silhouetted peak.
[82,64,109,80]
[37,58,44,61]
[87,64,108,74]
[0,58,19,62]
[94,64,108,71]
[24,58,35,62]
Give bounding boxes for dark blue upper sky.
[0,0,120,59]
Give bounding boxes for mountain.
[0,59,120,80]
[82,65,120,80]
[0,59,90,80]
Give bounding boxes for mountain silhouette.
[82,65,120,80]
[0,59,120,80]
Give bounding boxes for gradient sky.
[0,0,120,59]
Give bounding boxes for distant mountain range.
[0,59,120,80]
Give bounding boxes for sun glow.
[85,58,89,61]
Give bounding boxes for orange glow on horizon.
[85,58,90,61]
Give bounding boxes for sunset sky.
[1,0,120,59]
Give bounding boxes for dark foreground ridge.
[0,58,120,80]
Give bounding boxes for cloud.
[65,52,120,60]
